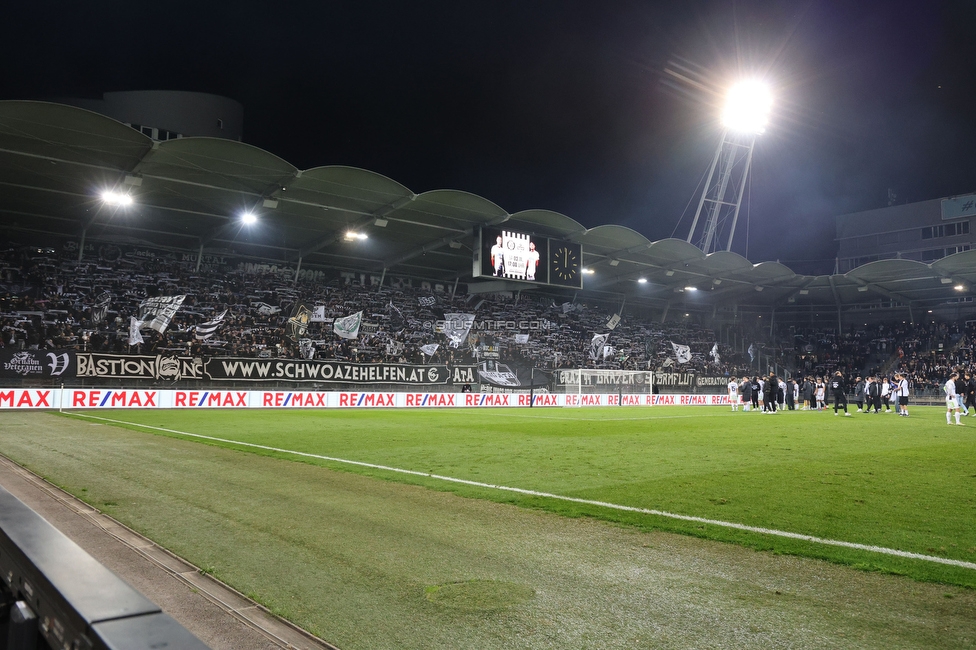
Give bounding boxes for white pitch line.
[69,412,976,572]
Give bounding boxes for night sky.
[4,1,975,273]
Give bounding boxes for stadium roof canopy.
[1,100,974,319]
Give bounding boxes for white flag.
[671,342,691,364]
[748,343,756,362]
[514,333,530,344]
[710,342,720,363]
[420,343,440,357]
[138,295,185,334]
[310,305,326,322]
[606,313,621,330]
[590,333,609,360]
[128,317,144,346]
[253,301,281,316]
[333,311,363,339]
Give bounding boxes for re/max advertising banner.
[0,389,733,409]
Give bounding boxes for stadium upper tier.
[1,100,975,314]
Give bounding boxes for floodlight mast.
[686,81,770,255]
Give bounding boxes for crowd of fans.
[4,241,974,393]
[0,242,750,377]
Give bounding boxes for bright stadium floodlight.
[582,268,595,275]
[637,277,647,284]
[344,231,368,241]
[955,284,966,291]
[100,190,133,206]
[684,286,697,292]
[721,80,773,134]
[686,78,772,255]
[241,212,257,225]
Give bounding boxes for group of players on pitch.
[726,370,976,424]
[726,372,913,418]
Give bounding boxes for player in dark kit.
[829,371,851,416]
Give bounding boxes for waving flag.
[138,295,185,334]
[333,311,363,339]
[195,310,227,340]
[589,333,609,360]
[671,342,691,364]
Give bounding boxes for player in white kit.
[946,372,963,425]
[728,378,739,411]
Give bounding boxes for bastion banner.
[75,353,204,381]
[203,358,478,385]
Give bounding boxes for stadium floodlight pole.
[686,80,771,255]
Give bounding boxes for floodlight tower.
[686,80,772,254]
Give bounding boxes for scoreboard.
[473,227,583,289]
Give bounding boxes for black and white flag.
[253,301,281,316]
[286,305,313,341]
[91,292,112,325]
[671,342,692,364]
[138,295,186,334]
[388,301,406,333]
[441,313,475,348]
[194,310,227,340]
[589,333,609,360]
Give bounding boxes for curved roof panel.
[506,209,585,238]
[285,166,413,217]
[931,249,976,279]
[0,100,151,168]
[845,259,934,283]
[141,137,297,195]
[643,238,706,265]
[577,225,652,254]
[684,250,753,276]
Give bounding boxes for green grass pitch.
[4,404,976,648]
[57,404,976,587]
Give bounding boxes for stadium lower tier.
[0,388,732,409]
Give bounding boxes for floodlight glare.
[684,286,697,291]
[241,212,257,225]
[101,190,133,206]
[344,231,368,241]
[955,284,965,291]
[637,277,647,284]
[721,80,772,134]
[582,268,595,275]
